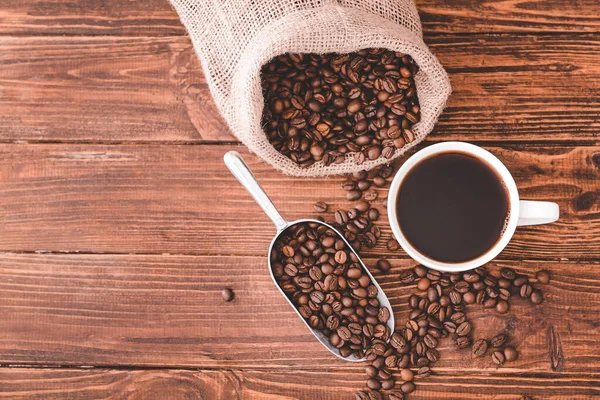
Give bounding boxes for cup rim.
[387,142,520,272]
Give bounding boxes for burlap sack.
[170,0,451,176]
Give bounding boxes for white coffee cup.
[387,142,559,272]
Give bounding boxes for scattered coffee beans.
[261,49,420,168]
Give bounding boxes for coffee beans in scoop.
[270,222,392,360]
[261,49,420,168]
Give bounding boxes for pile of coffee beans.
[261,49,420,168]
[270,222,393,359]
[352,264,549,400]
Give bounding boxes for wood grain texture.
[0,367,598,399]
[1,35,600,143]
[0,36,230,143]
[1,0,599,36]
[0,144,597,258]
[0,253,598,371]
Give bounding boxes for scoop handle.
[224,151,288,231]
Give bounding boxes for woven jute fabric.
[170,0,451,176]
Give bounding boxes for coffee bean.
[483,298,497,308]
[456,322,472,336]
[347,190,362,201]
[368,208,379,221]
[399,269,415,283]
[472,339,488,357]
[536,269,551,284]
[388,392,404,400]
[222,288,234,302]
[400,368,413,381]
[530,290,543,304]
[463,291,476,304]
[376,259,391,273]
[366,378,381,391]
[492,350,505,365]
[314,201,328,213]
[520,284,533,298]
[400,381,416,394]
[491,333,508,348]
[513,276,528,287]
[500,267,516,280]
[381,378,395,390]
[417,277,431,291]
[504,346,518,362]
[355,391,369,400]
[387,239,401,251]
[378,307,390,323]
[416,366,431,378]
[365,365,378,378]
[456,336,471,349]
[496,300,509,314]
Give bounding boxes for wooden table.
[0,1,599,399]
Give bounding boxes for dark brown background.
[0,0,599,398]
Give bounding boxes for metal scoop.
[224,151,394,362]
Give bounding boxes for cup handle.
[517,200,560,226]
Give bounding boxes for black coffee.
[396,152,509,263]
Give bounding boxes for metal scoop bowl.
[224,151,394,362]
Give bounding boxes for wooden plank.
[1,0,599,36]
[0,367,598,399]
[1,35,599,143]
[0,253,598,371]
[418,0,600,34]
[0,36,230,143]
[0,0,184,36]
[0,144,597,259]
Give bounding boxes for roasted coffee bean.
[426,348,439,362]
[520,284,533,298]
[388,392,404,400]
[416,366,431,378]
[376,259,391,273]
[492,350,505,365]
[450,312,466,324]
[463,272,480,283]
[449,290,462,305]
[500,267,516,280]
[391,333,407,350]
[530,290,544,304]
[491,333,508,348]
[222,288,235,302]
[378,307,390,323]
[366,378,381,390]
[314,201,328,213]
[417,277,431,291]
[443,321,457,333]
[513,276,528,287]
[456,322,472,336]
[347,190,363,201]
[400,269,416,283]
[536,269,551,284]
[504,346,519,362]
[472,339,488,357]
[454,281,470,293]
[400,381,416,394]
[483,298,497,308]
[463,291,476,304]
[496,300,509,314]
[387,239,401,251]
[365,365,378,378]
[456,336,471,349]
